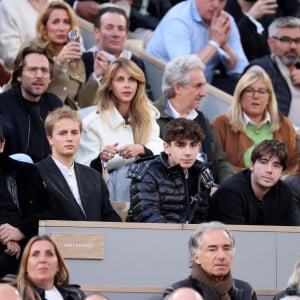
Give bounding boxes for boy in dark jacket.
[127,118,214,223]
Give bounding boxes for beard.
[278,50,300,66]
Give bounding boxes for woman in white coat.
[77,58,163,201]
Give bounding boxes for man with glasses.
[0,44,62,162]
[209,140,295,225]
[245,16,300,129]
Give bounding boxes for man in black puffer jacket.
[126,118,215,224]
[162,222,257,300]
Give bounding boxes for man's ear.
[163,142,170,155]
[0,138,6,153]
[47,135,53,146]
[249,160,254,171]
[267,37,275,53]
[192,252,201,265]
[93,27,100,40]
[173,82,182,96]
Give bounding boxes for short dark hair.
[163,118,205,144]
[251,140,288,171]
[94,6,129,31]
[11,43,53,88]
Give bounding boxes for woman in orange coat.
[212,68,298,174]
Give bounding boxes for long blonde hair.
[98,58,153,144]
[36,1,80,56]
[227,68,280,132]
[16,235,70,300]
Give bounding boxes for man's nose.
[266,163,273,173]
[216,249,226,259]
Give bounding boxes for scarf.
[191,264,234,300]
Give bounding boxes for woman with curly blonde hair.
[212,68,297,173]
[16,235,84,300]
[77,58,163,201]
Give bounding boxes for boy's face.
[164,139,201,174]
[250,154,284,190]
[47,118,81,160]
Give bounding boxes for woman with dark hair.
[16,235,85,300]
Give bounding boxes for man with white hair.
[162,221,257,300]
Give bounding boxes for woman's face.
[27,240,59,290]
[109,67,138,105]
[45,8,71,45]
[240,79,270,122]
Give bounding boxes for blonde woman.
[212,68,297,174]
[16,235,85,300]
[77,58,163,201]
[273,254,300,299]
[36,1,105,109]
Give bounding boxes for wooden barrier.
[39,221,300,300]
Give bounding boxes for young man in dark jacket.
[162,222,257,300]
[209,140,294,225]
[127,118,214,224]
[36,106,121,222]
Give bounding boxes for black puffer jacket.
[126,152,213,223]
[162,276,257,300]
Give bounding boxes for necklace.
[28,0,47,13]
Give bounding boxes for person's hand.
[4,241,21,259]
[247,0,277,20]
[0,224,25,244]
[76,1,101,22]
[93,52,109,78]
[100,143,119,162]
[291,68,300,86]
[118,144,145,159]
[209,11,231,47]
[55,41,82,65]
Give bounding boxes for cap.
[9,153,34,164]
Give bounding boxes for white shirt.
[51,156,86,216]
[45,287,64,300]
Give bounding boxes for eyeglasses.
[272,36,300,46]
[243,88,269,97]
[23,66,50,76]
